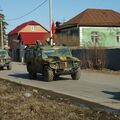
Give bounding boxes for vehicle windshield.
[0,51,8,57]
[42,49,55,56]
[57,48,71,56]
[42,48,71,56]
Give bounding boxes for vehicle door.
[34,50,43,72]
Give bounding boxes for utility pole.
[49,0,53,46]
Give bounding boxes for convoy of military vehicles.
[0,41,81,82]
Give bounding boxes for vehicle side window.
[37,51,41,57]
[33,50,42,57]
[42,52,48,59]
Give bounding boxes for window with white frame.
[91,31,99,43]
[31,26,36,31]
[116,32,120,44]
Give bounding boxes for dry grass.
[0,79,120,120]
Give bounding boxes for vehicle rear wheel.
[28,64,36,79]
[71,67,80,80]
[29,72,37,79]
[44,66,54,82]
[54,75,60,80]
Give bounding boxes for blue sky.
[0,0,119,33]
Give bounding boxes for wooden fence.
[71,48,120,70]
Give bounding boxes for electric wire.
[6,0,48,21]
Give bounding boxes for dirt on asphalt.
[0,78,120,120]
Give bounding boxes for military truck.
[0,49,12,70]
[25,44,81,82]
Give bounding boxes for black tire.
[29,72,37,79]
[44,66,54,82]
[0,66,3,70]
[54,75,60,80]
[27,63,29,72]
[28,64,36,79]
[7,63,12,70]
[71,67,80,80]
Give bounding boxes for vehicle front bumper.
[55,67,79,75]
[0,62,10,67]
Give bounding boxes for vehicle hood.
[0,56,10,58]
[0,56,11,60]
[44,55,80,63]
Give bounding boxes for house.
[56,9,120,48]
[8,20,49,61]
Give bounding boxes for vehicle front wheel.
[0,66,4,70]
[44,66,54,82]
[71,67,80,80]
[7,63,12,70]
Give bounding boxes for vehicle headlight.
[0,59,3,62]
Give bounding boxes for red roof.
[19,32,48,45]
[8,20,48,35]
[62,9,120,28]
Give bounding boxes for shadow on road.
[102,91,120,101]
[8,73,71,82]
[8,73,30,80]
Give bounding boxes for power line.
[6,0,48,21]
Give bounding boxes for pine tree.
[0,12,8,49]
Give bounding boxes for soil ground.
[0,78,120,120]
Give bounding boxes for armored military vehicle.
[0,49,12,70]
[25,44,80,82]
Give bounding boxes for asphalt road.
[0,62,120,110]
